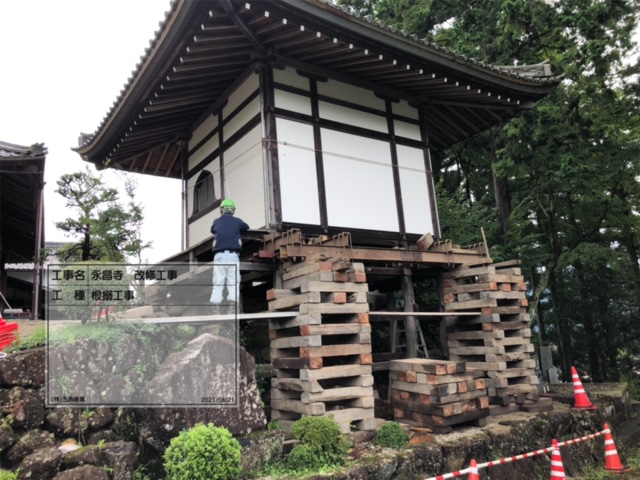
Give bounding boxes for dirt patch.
[9,319,44,342]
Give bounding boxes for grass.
[5,326,46,352]
[4,322,162,353]
[257,460,353,480]
[47,322,160,346]
[578,445,640,480]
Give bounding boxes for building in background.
[0,141,47,319]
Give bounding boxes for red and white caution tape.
[423,427,609,480]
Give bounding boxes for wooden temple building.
[75,0,560,432]
[0,141,47,320]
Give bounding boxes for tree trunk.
[576,264,602,382]
[530,268,546,343]
[612,190,640,308]
[82,232,91,261]
[489,129,510,241]
[622,229,640,308]
[549,275,572,381]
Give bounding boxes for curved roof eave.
[76,0,203,162]
[289,0,559,95]
[76,0,560,164]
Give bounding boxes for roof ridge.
[0,141,48,157]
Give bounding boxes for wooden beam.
[276,243,491,267]
[429,99,526,111]
[369,311,481,317]
[401,271,418,358]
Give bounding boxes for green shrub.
[287,416,349,472]
[163,423,241,480]
[373,422,409,449]
[287,443,323,472]
[267,419,281,431]
[621,371,640,401]
[0,470,16,480]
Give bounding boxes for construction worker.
[209,199,249,315]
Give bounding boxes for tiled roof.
[76,0,560,174]
[317,0,559,83]
[0,141,48,159]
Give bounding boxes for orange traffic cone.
[467,459,479,480]
[570,366,596,410]
[603,423,631,473]
[550,439,566,480]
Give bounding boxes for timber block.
[520,397,553,413]
[390,358,466,375]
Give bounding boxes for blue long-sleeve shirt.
[211,214,250,254]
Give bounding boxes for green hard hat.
[221,199,235,208]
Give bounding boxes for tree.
[55,168,151,263]
[341,0,640,381]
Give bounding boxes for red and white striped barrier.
[424,427,612,480]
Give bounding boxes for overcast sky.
[0,0,181,264]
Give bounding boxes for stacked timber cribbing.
[389,359,490,434]
[267,258,377,433]
[443,263,553,414]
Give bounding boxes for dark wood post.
[401,268,418,358]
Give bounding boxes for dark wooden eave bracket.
[218,0,267,57]
[258,229,491,268]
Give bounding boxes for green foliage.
[5,326,46,352]
[345,0,640,383]
[287,443,324,472]
[267,419,282,431]
[48,322,160,347]
[55,167,150,262]
[620,371,640,402]
[287,416,350,472]
[0,470,16,480]
[373,422,409,449]
[163,423,241,480]
[435,183,500,257]
[133,465,151,480]
[579,443,640,479]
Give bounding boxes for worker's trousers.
[209,251,240,304]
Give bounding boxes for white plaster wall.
[274,90,312,116]
[321,129,398,231]
[186,125,265,248]
[225,96,260,139]
[319,101,388,133]
[223,74,259,118]
[189,113,219,153]
[394,120,422,141]
[223,125,266,229]
[318,78,385,112]
[189,214,214,247]
[188,133,219,171]
[397,145,433,235]
[393,100,419,120]
[276,118,320,225]
[273,66,310,91]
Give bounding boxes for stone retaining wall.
[0,330,270,480]
[0,342,635,480]
[268,397,635,480]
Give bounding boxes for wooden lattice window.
[193,170,216,215]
